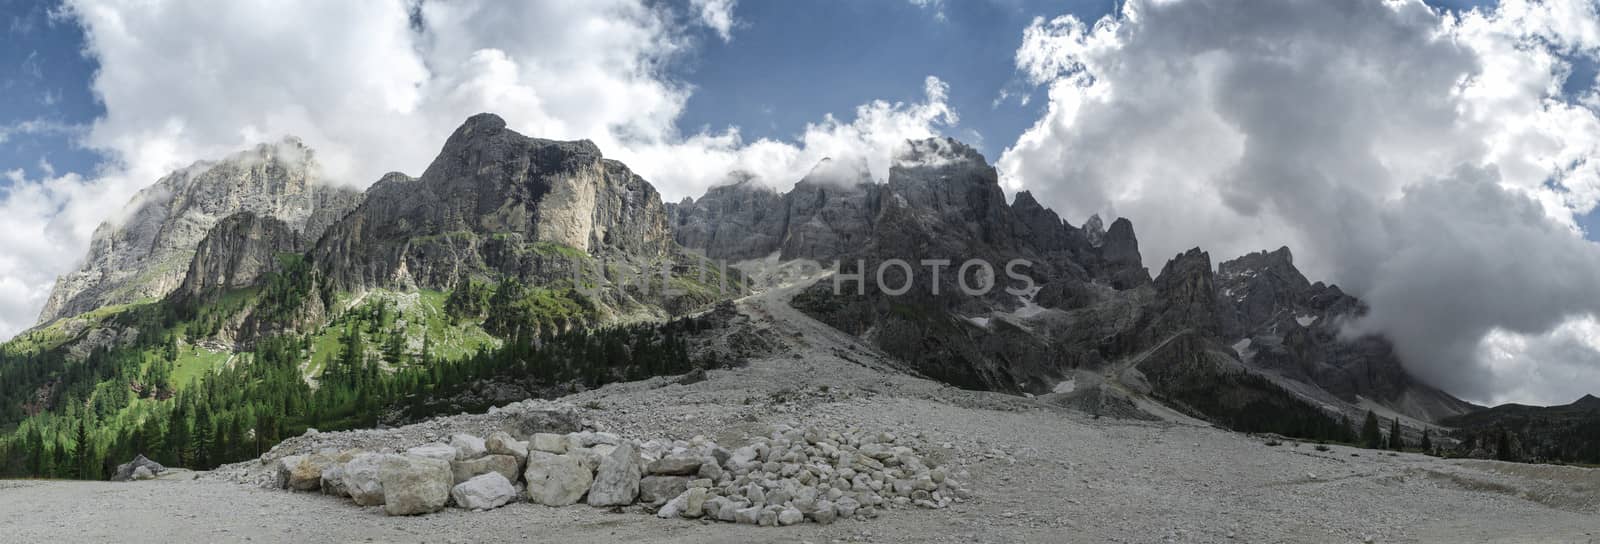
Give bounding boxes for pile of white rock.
[269,424,972,525]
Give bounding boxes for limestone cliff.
[37,138,361,325]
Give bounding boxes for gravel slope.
[3,282,1597,543]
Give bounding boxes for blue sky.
[674,0,1107,157]
[0,0,100,181]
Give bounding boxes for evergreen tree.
[73,416,93,480]
[1496,430,1515,462]
[1361,411,1382,449]
[1420,429,1433,454]
[1389,418,1404,451]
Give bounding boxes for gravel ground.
[3,282,1597,543]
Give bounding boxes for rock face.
[170,212,303,312]
[38,138,360,325]
[310,113,672,295]
[379,455,453,516]
[665,174,786,261]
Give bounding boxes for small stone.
[485,432,529,462]
[811,500,838,525]
[778,507,803,526]
[835,497,860,517]
[734,506,763,525]
[657,491,689,519]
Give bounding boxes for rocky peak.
[1082,214,1107,247]
[312,113,671,292]
[1148,248,1221,336]
[1218,247,1309,288]
[1572,394,1600,410]
[669,174,787,261]
[1010,191,1075,252]
[37,139,361,325]
[891,136,985,169]
[1097,218,1152,289]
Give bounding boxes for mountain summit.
[37,139,361,325]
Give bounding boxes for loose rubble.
[255,418,970,525]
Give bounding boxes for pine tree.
[1420,429,1433,454]
[1496,430,1515,462]
[1361,411,1382,449]
[192,405,213,469]
[73,416,93,480]
[1389,418,1404,451]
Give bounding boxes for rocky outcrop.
[666,174,786,261]
[311,113,672,295]
[38,138,360,325]
[172,212,301,303]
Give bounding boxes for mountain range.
[4,113,1596,479]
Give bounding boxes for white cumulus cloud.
[999,0,1600,405]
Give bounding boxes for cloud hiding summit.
[1000,0,1600,405]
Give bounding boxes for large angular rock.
[450,454,520,486]
[379,455,452,516]
[342,453,388,506]
[531,433,566,454]
[451,472,517,511]
[321,464,350,497]
[644,455,701,476]
[638,475,690,506]
[586,442,642,507]
[275,454,332,492]
[110,454,166,482]
[524,452,593,506]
